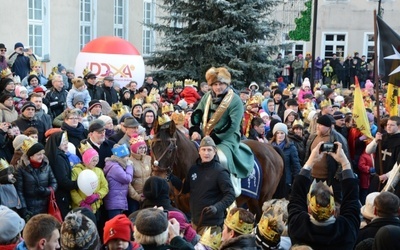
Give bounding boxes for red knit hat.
[103,214,133,244]
[129,134,146,154]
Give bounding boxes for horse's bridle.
[151,137,178,174]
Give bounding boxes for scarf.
[211,87,229,104]
[105,128,115,138]
[61,122,86,139]
[272,141,286,150]
[29,159,42,169]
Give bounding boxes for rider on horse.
[191,67,254,180]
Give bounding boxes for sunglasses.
[0,49,6,52]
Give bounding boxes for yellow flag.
[353,77,373,139]
[386,83,399,116]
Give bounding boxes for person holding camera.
[7,42,37,80]
[305,114,350,203]
[288,141,360,250]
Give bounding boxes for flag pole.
[373,10,383,175]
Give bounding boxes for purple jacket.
[103,157,134,210]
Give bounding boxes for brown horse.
[150,120,284,220]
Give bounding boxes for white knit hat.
[273,122,288,135]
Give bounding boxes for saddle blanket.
[241,157,262,199]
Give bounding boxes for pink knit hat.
[168,211,197,242]
[82,148,99,165]
[129,134,146,154]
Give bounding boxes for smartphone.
[320,142,337,153]
[23,48,30,52]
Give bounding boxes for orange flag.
[353,76,373,139]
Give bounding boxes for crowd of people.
[0,41,399,250]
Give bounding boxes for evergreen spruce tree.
[145,0,281,89]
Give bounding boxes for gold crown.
[270,82,278,88]
[132,98,143,107]
[31,61,41,67]
[165,82,174,89]
[174,80,183,87]
[21,138,36,154]
[171,111,185,126]
[319,98,332,108]
[29,70,38,76]
[78,139,93,155]
[184,79,196,86]
[158,114,171,126]
[224,210,254,235]
[146,93,157,104]
[0,158,10,171]
[257,209,285,244]
[313,83,321,92]
[325,60,330,64]
[307,180,335,221]
[199,227,222,250]
[118,105,130,117]
[292,119,304,128]
[129,135,145,145]
[149,88,159,96]
[287,83,295,90]
[340,106,351,114]
[246,96,261,107]
[1,68,12,78]
[51,66,58,73]
[112,102,123,111]
[83,67,91,77]
[331,79,337,85]
[162,103,174,114]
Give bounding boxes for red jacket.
[181,86,201,104]
[358,151,374,189]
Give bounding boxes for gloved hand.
[204,206,217,215]
[20,208,33,222]
[79,201,93,211]
[369,167,376,175]
[84,193,100,204]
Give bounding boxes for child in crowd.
[14,85,28,114]
[66,78,91,110]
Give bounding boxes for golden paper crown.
[132,98,143,107]
[146,93,157,103]
[325,60,330,64]
[51,66,58,73]
[287,83,295,90]
[118,105,130,117]
[224,210,254,235]
[158,114,171,126]
[307,180,335,221]
[270,82,278,88]
[31,61,41,67]
[331,79,337,85]
[112,102,123,111]
[48,71,56,81]
[184,79,196,86]
[171,111,185,126]
[292,119,304,128]
[319,98,332,108]
[313,83,321,92]
[165,82,174,89]
[129,135,145,145]
[149,88,159,96]
[283,88,291,96]
[21,138,36,154]
[174,80,183,87]
[340,106,351,114]
[29,70,38,76]
[199,227,222,250]
[78,139,93,155]
[83,67,91,77]
[246,96,261,107]
[0,158,10,171]
[1,68,12,78]
[257,210,284,244]
[162,103,174,114]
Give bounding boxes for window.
[322,33,347,60]
[283,43,304,58]
[143,0,155,56]
[80,0,97,49]
[114,0,127,38]
[28,0,50,60]
[364,33,375,61]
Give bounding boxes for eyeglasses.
[0,49,6,52]
[138,146,147,150]
[67,117,79,120]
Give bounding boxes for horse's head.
[150,119,178,176]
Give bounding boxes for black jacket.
[44,87,68,118]
[178,156,235,227]
[14,115,46,144]
[88,138,115,169]
[356,217,400,245]
[220,234,262,250]
[288,169,360,250]
[16,154,58,216]
[100,86,119,106]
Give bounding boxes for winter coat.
[61,122,88,157]
[70,163,109,214]
[358,152,374,189]
[15,154,58,216]
[100,86,119,106]
[219,234,262,250]
[8,52,33,79]
[288,132,306,166]
[297,88,312,104]
[35,108,52,132]
[140,236,195,250]
[128,153,152,202]
[14,115,46,144]
[66,86,91,109]
[356,217,400,245]
[181,86,201,104]
[0,103,18,123]
[103,156,134,210]
[44,87,68,118]
[88,138,115,169]
[86,83,103,101]
[272,140,301,185]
